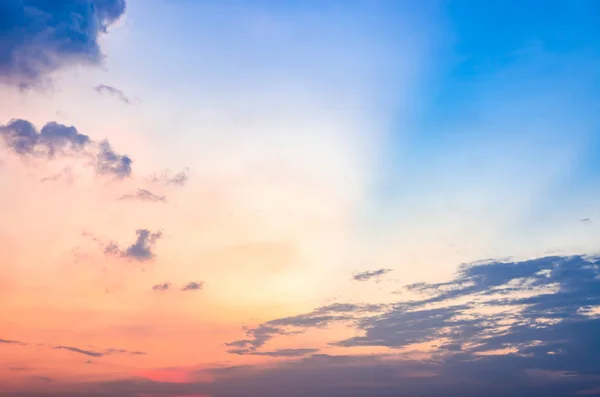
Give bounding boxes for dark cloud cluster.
[352,268,393,282]
[0,119,132,179]
[206,254,600,396]
[104,229,162,262]
[0,0,126,88]
[94,84,132,104]
[119,189,166,203]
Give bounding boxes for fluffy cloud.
[0,119,132,179]
[0,0,126,88]
[104,229,162,262]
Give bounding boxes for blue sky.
[1,1,600,396]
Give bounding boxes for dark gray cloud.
[181,281,203,291]
[94,84,132,104]
[581,218,592,224]
[152,282,171,292]
[0,119,132,179]
[119,188,166,203]
[104,229,162,262]
[352,268,393,282]
[0,0,126,88]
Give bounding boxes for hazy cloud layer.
[0,0,126,88]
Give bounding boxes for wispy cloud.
[352,268,393,282]
[119,189,166,203]
[0,338,27,346]
[94,84,132,104]
[151,168,190,187]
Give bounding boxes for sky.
[1,0,600,396]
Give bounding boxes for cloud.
[0,119,90,157]
[222,252,600,395]
[94,84,132,104]
[32,376,52,383]
[152,282,171,292]
[227,348,319,357]
[119,189,166,203]
[352,268,393,282]
[104,229,162,262]
[95,140,132,179]
[581,218,592,224]
[181,281,203,291]
[0,0,126,88]
[51,344,146,358]
[0,119,133,179]
[53,346,103,357]
[225,303,385,353]
[0,338,27,346]
[40,167,74,184]
[151,168,190,186]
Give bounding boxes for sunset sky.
[1,1,600,396]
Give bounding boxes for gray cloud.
[119,189,166,203]
[94,84,132,104]
[95,140,132,179]
[104,229,162,262]
[53,346,103,357]
[352,268,393,282]
[0,0,126,88]
[225,303,384,353]
[227,348,319,357]
[0,119,90,157]
[152,282,171,292]
[0,338,27,346]
[0,119,132,179]
[181,281,204,291]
